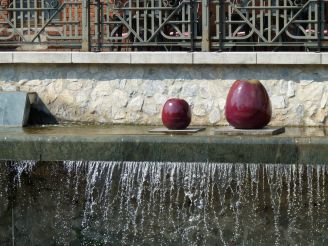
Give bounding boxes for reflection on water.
[0,161,328,245]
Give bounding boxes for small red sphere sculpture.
[162,98,191,130]
[225,79,272,129]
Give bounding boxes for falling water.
[1,161,328,245]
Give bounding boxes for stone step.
[0,92,36,127]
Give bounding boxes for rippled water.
[0,161,328,245]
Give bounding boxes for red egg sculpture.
[162,98,191,130]
[225,80,272,129]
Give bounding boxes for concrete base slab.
[0,92,35,127]
[149,127,205,134]
[215,126,285,136]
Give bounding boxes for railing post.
[317,0,324,52]
[97,0,103,52]
[82,0,90,51]
[201,0,210,51]
[218,0,224,51]
[190,0,195,51]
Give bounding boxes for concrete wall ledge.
[0,133,327,164]
[1,51,328,65]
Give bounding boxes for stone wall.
[0,63,327,126]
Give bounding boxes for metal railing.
[88,0,201,51]
[212,0,328,51]
[0,0,83,48]
[0,0,327,51]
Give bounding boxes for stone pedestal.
[215,126,285,136]
[0,92,36,127]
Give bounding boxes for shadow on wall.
[27,95,58,125]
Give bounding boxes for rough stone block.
[0,92,34,126]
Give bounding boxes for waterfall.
[1,161,328,245]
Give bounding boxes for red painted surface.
[225,80,272,129]
[162,99,191,130]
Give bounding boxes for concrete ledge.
[131,52,193,64]
[0,129,328,164]
[0,52,13,63]
[13,52,72,63]
[321,53,328,64]
[1,51,327,65]
[193,52,256,64]
[72,52,130,64]
[257,52,321,64]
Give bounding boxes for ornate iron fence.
[212,0,328,51]
[89,0,202,51]
[0,0,83,48]
[0,0,327,51]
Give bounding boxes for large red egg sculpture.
[162,98,191,129]
[225,80,272,129]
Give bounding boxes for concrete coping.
[0,51,328,65]
[0,126,327,163]
[0,130,327,163]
